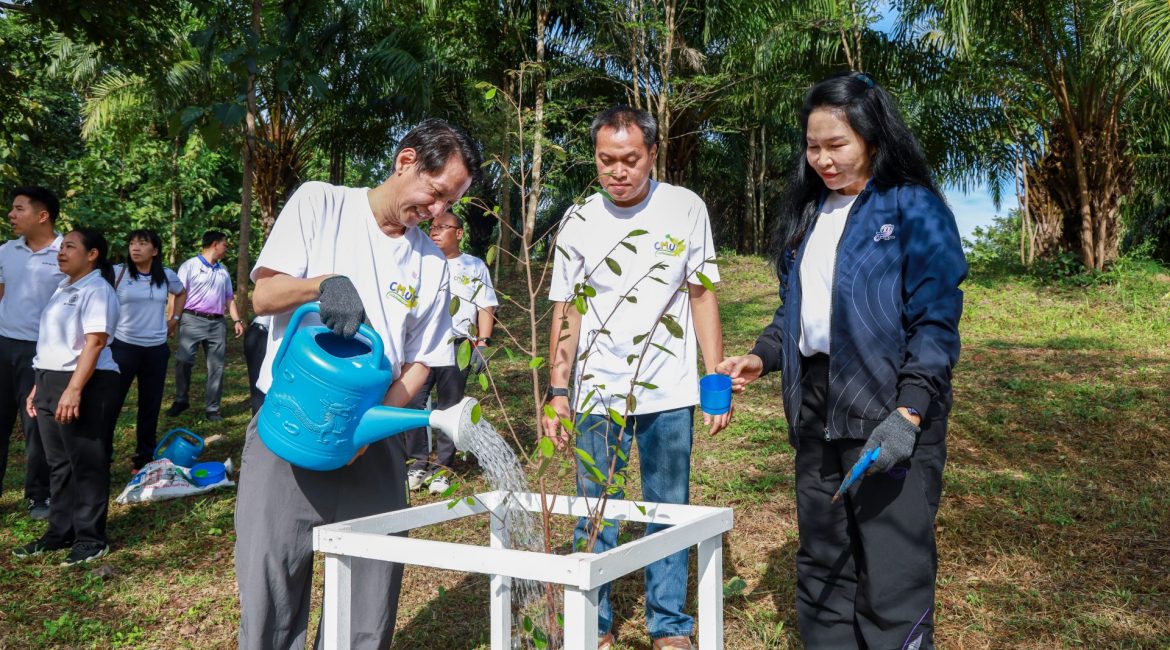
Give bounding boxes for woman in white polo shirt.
[110,229,186,471]
[14,228,121,566]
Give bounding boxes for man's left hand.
[704,405,733,436]
[470,343,488,374]
[233,320,245,338]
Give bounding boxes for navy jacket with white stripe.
[750,182,967,446]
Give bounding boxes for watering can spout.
[350,397,479,450]
[352,406,433,448]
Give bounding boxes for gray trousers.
[174,312,226,413]
[234,413,408,650]
[403,361,469,477]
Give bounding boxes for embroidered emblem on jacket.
[874,224,896,242]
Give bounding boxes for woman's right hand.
[715,354,765,393]
[25,386,37,418]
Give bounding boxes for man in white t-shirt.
[542,106,731,650]
[0,186,65,520]
[404,209,498,494]
[234,119,481,650]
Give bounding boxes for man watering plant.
[541,105,731,650]
[234,119,481,650]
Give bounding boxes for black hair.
[590,105,658,148]
[770,71,942,274]
[202,230,227,249]
[127,229,167,287]
[395,118,484,187]
[72,228,116,286]
[11,186,60,224]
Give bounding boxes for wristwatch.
[478,337,493,346]
[545,386,569,401]
[170,315,181,321]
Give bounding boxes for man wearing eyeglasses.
[403,209,498,495]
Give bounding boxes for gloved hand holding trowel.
[833,409,921,503]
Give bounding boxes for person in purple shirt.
[165,231,244,422]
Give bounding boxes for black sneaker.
[205,411,223,422]
[61,542,109,566]
[165,402,189,417]
[27,498,50,520]
[13,537,71,559]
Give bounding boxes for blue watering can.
[154,428,204,468]
[258,302,477,471]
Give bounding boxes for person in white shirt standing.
[166,230,244,422]
[542,106,731,650]
[234,118,481,650]
[0,186,65,520]
[404,209,498,495]
[109,229,186,471]
[14,228,121,566]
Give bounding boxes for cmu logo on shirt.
[386,280,419,309]
[654,234,687,257]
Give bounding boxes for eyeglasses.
[430,224,460,232]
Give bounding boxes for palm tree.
[898,0,1170,270]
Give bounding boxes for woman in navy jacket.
[718,72,966,649]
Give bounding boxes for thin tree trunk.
[170,137,182,266]
[523,4,548,248]
[756,122,767,254]
[496,78,515,277]
[237,0,261,320]
[654,0,675,180]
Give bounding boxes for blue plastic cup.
[699,374,733,415]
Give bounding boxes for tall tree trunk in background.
[654,0,675,180]
[522,4,548,249]
[236,0,261,320]
[169,137,182,266]
[495,77,515,278]
[756,122,767,254]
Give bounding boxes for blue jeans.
[573,406,694,639]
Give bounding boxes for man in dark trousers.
[0,186,65,520]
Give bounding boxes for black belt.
[184,309,224,320]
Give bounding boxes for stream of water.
[457,411,563,649]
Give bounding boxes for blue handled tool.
[832,446,881,503]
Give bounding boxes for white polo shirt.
[549,180,720,415]
[0,234,66,341]
[33,269,120,373]
[112,264,185,346]
[446,253,498,338]
[252,181,454,393]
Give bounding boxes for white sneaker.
[407,468,427,491]
[428,474,451,495]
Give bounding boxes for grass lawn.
[1,254,1168,648]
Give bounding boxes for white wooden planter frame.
[313,491,734,649]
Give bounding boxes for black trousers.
[110,339,171,469]
[34,369,120,547]
[794,353,946,650]
[243,321,268,415]
[0,335,50,501]
[403,343,470,476]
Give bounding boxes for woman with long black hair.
[718,72,967,649]
[110,229,186,471]
[14,228,121,565]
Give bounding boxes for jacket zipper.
[824,189,867,442]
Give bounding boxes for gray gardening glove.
[318,276,365,338]
[854,410,920,475]
[469,344,488,374]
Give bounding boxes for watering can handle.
[154,427,205,459]
[273,301,386,371]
